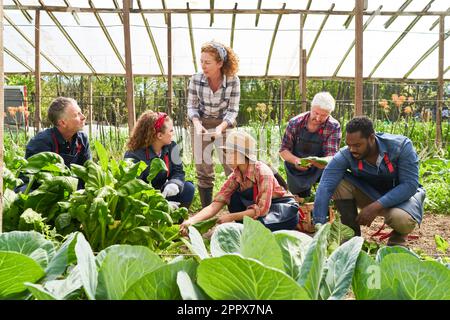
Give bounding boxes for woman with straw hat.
[180,130,299,235]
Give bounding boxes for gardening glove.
[168,201,180,210]
[162,183,180,198]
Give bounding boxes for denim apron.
[228,185,299,231]
[51,131,84,168]
[343,155,425,224]
[285,126,324,194]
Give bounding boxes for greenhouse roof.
[3,0,450,80]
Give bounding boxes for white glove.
[162,183,180,198]
[168,201,180,210]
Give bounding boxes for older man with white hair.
[279,92,341,201]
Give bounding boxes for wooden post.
[355,0,364,116]
[167,13,173,115]
[35,9,42,132]
[301,49,307,112]
[0,0,4,232]
[88,76,93,138]
[436,15,444,147]
[280,80,284,122]
[123,0,135,133]
[299,13,307,113]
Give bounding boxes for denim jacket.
[313,133,421,224]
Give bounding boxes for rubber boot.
[387,231,407,246]
[198,187,213,209]
[334,199,361,236]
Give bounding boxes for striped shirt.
[279,112,341,157]
[187,72,240,126]
[214,161,293,218]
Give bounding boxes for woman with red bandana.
[124,111,194,209]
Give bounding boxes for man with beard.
[312,116,425,246]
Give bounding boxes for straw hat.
[219,130,257,162]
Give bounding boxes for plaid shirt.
[187,72,240,126]
[214,161,292,217]
[279,112,341,157]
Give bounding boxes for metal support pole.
[355,0,364,116]
[35,9,42,131]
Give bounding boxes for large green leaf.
[197,255,310,300]
[192,217,218,235]
[380,253,450,300]
[75,233,97,300]
[319,237,364,300]
[0,251,45,298]
[147,158,167,182]
[241,216,284,271]
[184,226,209,260]
[117,160,148,186]
[210,222,244,257]
[45,232,79,280]
[351,251,381,300]
[94,141,109,172]
[24,283,57,300]
[2,166,23,189]
[297,223,331,299]
[123,259,197,300]
[375,245,420,263]
[117,179,152,197]
[273,230,312,281]
[0,231,55,268]
[96,245,165,300]
[20,152,67,174]
[176,271,209,300]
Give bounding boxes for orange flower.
[407,96,414,103]
[391,94,398,101]
[399,95,406,102]
[8,107,17,116]
[24,110,30,117]
[379,99,388,108]
[17,106,25,113]
[404,106,412,114]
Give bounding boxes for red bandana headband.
[154,112,168,132]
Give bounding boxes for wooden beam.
[299,13,305,112]
[186,3,197,73]
[368,0,434,79]
[12,0,32,23]
[3,5,450,16]
[265,3,286,77]
[255,0,262,27]
[302,0,312,28]
[429,7,450,31]
[137,0,165,78]
[1,0,5,233]
[210,0,214,27]
[38,0,97,74]
[307,3,335,63]
[436,15,444,147]
[63,0,80,25]
[301,49,307,113]
[161,0,168,25]
[355,0,363,116]
[4,47,33,72]
[89,0,126,71]
[167,13,173,115]
[4,13,65,74]
[384,0,413,29]
[343,8,354,29]
[403,29,450,79]
[35,9,41,132]
[123,0,135,133]
[112,0,124,23]
[88,76,93,138]
[230,3,237,48]
[333,6,382,77]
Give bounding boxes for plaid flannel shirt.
[187,72,240,126]
[279,112,341,157]
[214,161,292,217]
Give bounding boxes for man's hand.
[356,201,383,227]
[193,119,207,136]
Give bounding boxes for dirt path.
[361,213,450,256]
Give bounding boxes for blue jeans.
[166,181,195,205]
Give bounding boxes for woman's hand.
[193,119,207,135]
[217,214,234,224]
[180,219,193,237]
